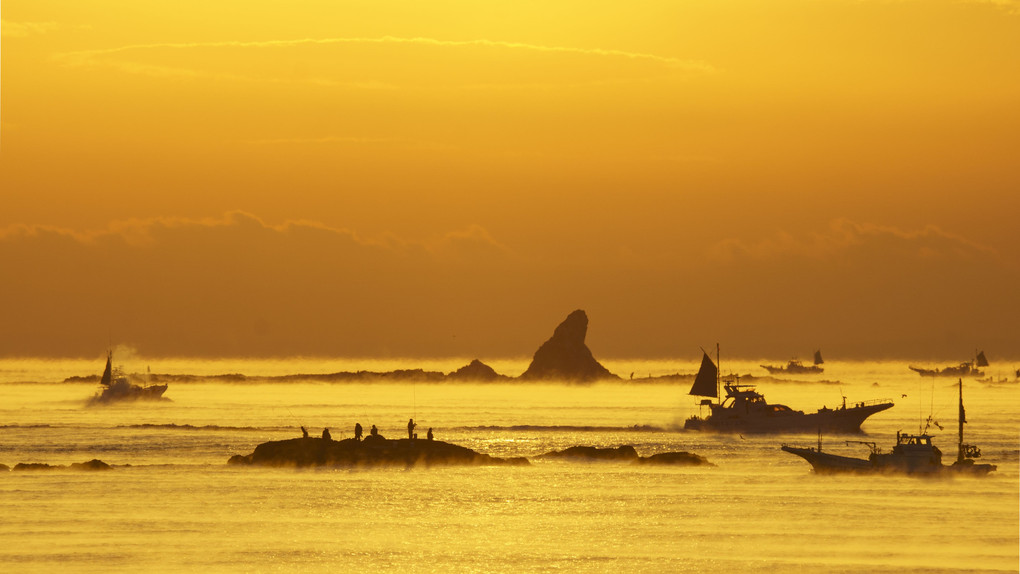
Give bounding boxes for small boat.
[782,379,996,476]
[88,350,168,405]
[908,350,987,378]
[683,346,892,433]
[761,350,824,375]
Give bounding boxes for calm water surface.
[1,358,1017,573]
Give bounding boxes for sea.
[1,357,1017,573]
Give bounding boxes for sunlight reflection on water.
[0,359,1017,572]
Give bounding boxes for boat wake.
[457,424,666,432]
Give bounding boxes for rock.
[69,459,112,471]
[540,445,639,461]
[447,359,508,382]
[634,452,714,466]
[229,436,530,469]
[518,310,618,382]
[13,460,115,471]
[13,463,57,471]
[0,463,9,472]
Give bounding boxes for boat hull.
[782,446,997,476]
[684,402,893,434]
[780,446,873,473]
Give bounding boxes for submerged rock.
[228,437,530,469]
[540,445,639,461]
[633,452,715,466]
[519,310,618,382]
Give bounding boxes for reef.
[518,310,618,382]
[228,436,530,469]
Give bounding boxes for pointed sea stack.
[518,310,618,382]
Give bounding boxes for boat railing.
[847,398,893,408]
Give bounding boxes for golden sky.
[2,0,1019,359]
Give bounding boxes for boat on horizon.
[908,350,988,378]
[88,350,168,405]
[761,350,824,375]
[683,346,893,433]
[782,379,996,476]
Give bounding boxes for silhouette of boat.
[782,379,996,476]
[761,350,824,375]
[88,351,168,405]
[908,350,987,378]
[683,346,892,433]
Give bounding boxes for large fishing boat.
[88,350,168,405]
[683,346,892,433]
[761,350,824,375]
[908,350,988,378]
[782,379,996,476]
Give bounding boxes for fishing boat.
[88,350,168,405]
[683,346,892,433]
[908,350,988,378]
[782,379,996,476]
[761,350,824,375]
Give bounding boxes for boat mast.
[957,378,965,464]
[716,342,721,404]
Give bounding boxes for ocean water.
[0,358,1017,573]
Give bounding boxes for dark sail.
[689,352,718,398]
[813,350,824,365]
[100,352,113,387]
[975,350,988,368]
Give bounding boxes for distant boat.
[782,379,996,476]
[761,350,824,375]
[908,350,988,378]
[88,350,168,405]
[683,346,892,433]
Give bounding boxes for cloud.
[59,36,714,71]
[0,213,520,356]
[708,219,999,263]
[53,36,715,87]
[1,20,62,38]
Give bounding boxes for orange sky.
[2,1,1019,360]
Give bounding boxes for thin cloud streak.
[57,36,716,73]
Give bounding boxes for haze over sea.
[1,357,1017,573]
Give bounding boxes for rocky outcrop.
[539,445,639,461]
[633,452,714,466]
[519,310,618,382]
[228,437,530,469]
[447,359,509,382]
[11,459,112,471]
[539,445,713,466]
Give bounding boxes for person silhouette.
[354,423,363,441]
[301,426,308,438]
[427,427,434,441]
[407,418,416,440]
[322,428,332,441]
[370,425,378,436]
